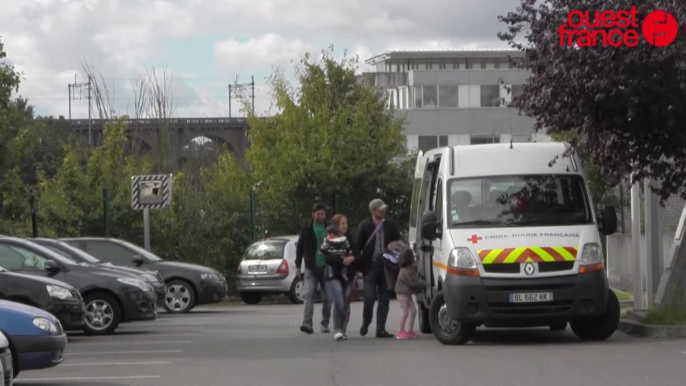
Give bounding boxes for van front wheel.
[417,294,432,334]
[570,289,620,341]
[429,291,475,345]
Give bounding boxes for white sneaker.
[334,332,344,341]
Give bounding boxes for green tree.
[244,46,413,234]
[498,0,686,202]
[0,38,21,169]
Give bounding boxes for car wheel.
[550,321,568,331]
[241,292,263,305]
[416,294,432,334]
[429,290,475,345]
[288,278,306,304]
[570,289,620,341]
[163,280,196,314]
[83,293,122,335]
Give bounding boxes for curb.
[618,319,686,338]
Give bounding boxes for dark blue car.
[0,299,67,378]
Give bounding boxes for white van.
[409,142,620,345]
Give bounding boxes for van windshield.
[447,174,592,228]
[242,240,287,260]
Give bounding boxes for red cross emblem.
[467,235,482,244]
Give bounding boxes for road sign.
[131,174,172,210]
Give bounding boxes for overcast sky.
[0,0,513,119]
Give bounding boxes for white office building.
[361,49,549,154]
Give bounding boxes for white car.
[236,235,364,305]
[0,331,12,386]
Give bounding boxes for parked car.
[0,237,157,335]
[30,238,166,303]
[0,299,67,378]
[60,237,228,314]
[0,331,12,385]
[236,236,364,305]
[0,265,85,332]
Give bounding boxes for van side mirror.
[421,211,439,241]
[132,256,145,267]
[44,260,60,273]
[598,206,618,235]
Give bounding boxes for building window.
[418,136,439,152]
[494,61,500,69]
[423,86,438,107]
[470,135,501,145]
[511,85,524,100]
[439,63,446,70]
[466,61,473,69]
[480,62,487,69]
[480,85,500,107]
[418,136,448,152]
[414,86,423,108]
[438,85,459,108]
[453,62,459,69]
[427,63,433,70]
[439,136,448,147]
[511,134,531,142]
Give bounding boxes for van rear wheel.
[570,289,620,341]
[429,291,475,345]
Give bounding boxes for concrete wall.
[606,233,674,292]
[409,69,530,86]
[394,107,536,136]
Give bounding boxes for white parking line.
[75,340,191,346]
[19,375,161,382]
[67,349,183,356]
[61,361,172,367]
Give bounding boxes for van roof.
[423,142,580,178]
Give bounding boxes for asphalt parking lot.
[14,300,686,386]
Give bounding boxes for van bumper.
[443,271,608,327]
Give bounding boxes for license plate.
[509,292,553,303]
[248,265,268,273]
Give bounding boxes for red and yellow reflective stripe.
[478,247,577,264]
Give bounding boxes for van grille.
[488,300,574,315]
[483,264,520,274]
[538,261,575,272]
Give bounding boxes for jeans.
[397,294,416,333]
[325,279,351,333]
[362,264,390,330]
[303,267,331,327]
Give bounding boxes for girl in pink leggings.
[394,250,428,339]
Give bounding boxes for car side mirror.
[44,260,60,273]
[421,211,439,241]
[598,206,618,235]
[132,256,145,267]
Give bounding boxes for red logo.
[642,10,678,47]
[467,235,482,244]
[559,7,678,47]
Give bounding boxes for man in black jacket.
[356,198,401,338]
[295,203,332,334]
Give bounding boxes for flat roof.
[366,49,525,65]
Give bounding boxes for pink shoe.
[396,331,410,340]
[407,331,421,339]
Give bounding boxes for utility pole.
[228,75,256,117]
[69,74,93,145]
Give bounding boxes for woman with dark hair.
[329,214,359,337]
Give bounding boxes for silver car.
[236,236,364,305]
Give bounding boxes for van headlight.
[47,285,74,300]
[33,317,59,334]
[580,243,603,265]
[448,248,478,269]
[117,278,152,292]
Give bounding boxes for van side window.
[410,178,422,227]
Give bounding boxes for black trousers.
[362,264,390,330]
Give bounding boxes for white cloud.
[214,34,314,71]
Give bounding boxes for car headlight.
[580,243,603,265]
[139,273,158,283]
[448,247,478,269]
[33,317,59,334]
[0,331,8,347]
[47,285,74,300]
[117,278,152,292]
[201,273,222,281]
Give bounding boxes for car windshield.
[42,241,101,264]
[117,240,164,262]
[242,240,287,260]
[448,174,592,228]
